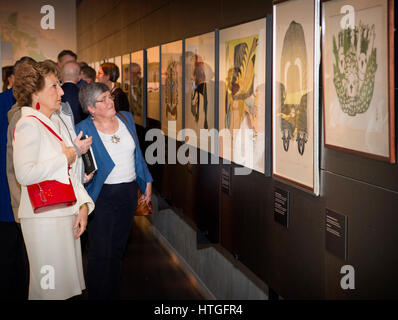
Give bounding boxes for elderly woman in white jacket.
[12,60,94,300]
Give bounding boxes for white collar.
[21,107,61,135]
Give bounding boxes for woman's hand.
[83,172,94,184]
[73,204,88,239]
[73,131,92,155]
[61,141,77,165]
[139,182,152,205]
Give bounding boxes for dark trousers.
[0,222,29,300]
[87,181,137,300]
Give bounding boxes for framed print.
[219,18,267,174]
[322,0,395,163]
[185,31,216,152]
[131,50,145,127]
[122,53,131,104]
[147,46,161,121]
[161,40,183,139]
[273,0,321,195]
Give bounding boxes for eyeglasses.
[96,95,114,103]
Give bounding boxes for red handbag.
[25,115,77,214]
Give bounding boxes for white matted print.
[161,40,183,139]
[185,31,215,153]
[273,0,320,194]
[147,46,160,121]
[322,0,395,163]
[219,18,267,174]
[131,50,145,127]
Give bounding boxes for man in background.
[61,61,86,124]
[76,62,89,88]
[57,49,78,69]
[80,65,96,85]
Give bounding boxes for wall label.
[221,166,232,196]
[274,187,289,228]
[326,209,348,260]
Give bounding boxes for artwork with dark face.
[279,21,308,156]
[190,55,208,129]
[161,40,183,137]
[185,32,216,152]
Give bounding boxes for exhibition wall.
[76,0,398,299]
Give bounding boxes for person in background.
[80,66,96,85]
[0,56,35,300]
[57,49,78,70]
[76,82,153,299]
[2,66,14,92]
[61,61,86,124]
[78,61,88,69]
[12,59,94,300]
[97,62,129,112]
[77,62,89,88]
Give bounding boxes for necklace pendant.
[111,134,120,143]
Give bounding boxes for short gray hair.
[79,82,109,114]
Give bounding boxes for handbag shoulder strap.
[27,115,72,172]
[27,115,63,142]
[118,112,128,124]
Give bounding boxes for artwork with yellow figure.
[279,21,308,155]
[219,18,266,174]
[224,36,259,137]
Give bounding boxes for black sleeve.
[113,88,130,113]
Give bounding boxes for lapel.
[86,116,115,169]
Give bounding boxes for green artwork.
[279,21,308,156]
[332,23,377,116]
[1,12,46,62]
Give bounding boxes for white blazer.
[13,107,94,219]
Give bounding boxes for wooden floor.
[79,216,205,300]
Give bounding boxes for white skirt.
[21,215,86,300]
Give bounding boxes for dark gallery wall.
[77,0,398,299]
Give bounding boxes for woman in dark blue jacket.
[76,82,153,299]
